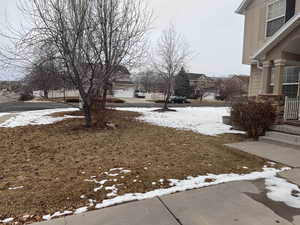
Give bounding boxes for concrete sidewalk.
[226,141,300,167]
[33,180,300,225]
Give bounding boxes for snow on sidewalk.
[117,107,243,136]
[0,108,80,128]
[42,166,297,222]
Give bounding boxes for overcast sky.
[0,0,248,80]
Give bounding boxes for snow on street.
[117,107,243,136]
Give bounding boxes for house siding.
[242,0,300,65]
[249,64,263,96]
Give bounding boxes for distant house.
[111,66,135,98]
[0,81,22,92]
[229,75,250,96]
[185,73,216,99]
[34,66,135,99]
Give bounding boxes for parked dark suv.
[169,96,187,104]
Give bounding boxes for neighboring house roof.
[113,65,130,75]
[186,73,208,81]
[253,13,300,60]
[235,0,252,15]
[232,75,250,82]
[231,75,250,86]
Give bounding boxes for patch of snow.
[110,168,124,171]
[0,113,9,117]
[108,173,119,177]
[43,167,293,220]
[94,186,104,192]
[43,211,73,220]
[0,108,80,128]
[8,186,24,190]
[74,207,88,215]
[117,107,243,136]
[0,218,14,223]
[92,167,290,210]
[105,185,118,198]
[265,177,300,208]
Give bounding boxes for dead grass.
[0,110,268,224]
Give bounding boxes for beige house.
[237,0,300,98]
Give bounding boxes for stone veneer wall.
[250,95,285,124]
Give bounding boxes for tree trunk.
[164,86,171,110]
[44,90,49,99]
[101,88,108,110]
[83,100,92,127]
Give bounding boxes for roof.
[113,65,130,75]
[186,73,208,80]
[235,0,252,15]
[231,75,250,83]
[253,13,300,60]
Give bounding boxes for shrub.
[19,93,34,101]
[231,100,276,139]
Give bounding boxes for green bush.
[231,100,276,139]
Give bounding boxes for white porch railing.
[284,96,300,120]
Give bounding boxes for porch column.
[261,61,272,94]
[273,59,287,95]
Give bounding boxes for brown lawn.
[0,110,267,224]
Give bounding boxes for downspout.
[254,59,263,70]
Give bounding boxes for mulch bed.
[0,110,268,224]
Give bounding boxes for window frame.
[265,0,286,37]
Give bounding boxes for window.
[266,0,286,37]
[282,66,299,97]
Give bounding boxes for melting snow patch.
[116,107,243,136]
[43,167,292,221]
[8,186,24,190]
[90,167,290,210]
[0,108,80,128]
[265,177,300,208]
[74,207,88,215]
[43,211,73,220]
[0,218,14,223]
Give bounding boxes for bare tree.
[217,77,247,101]
[0,0,152,127]
[152,25,190,110]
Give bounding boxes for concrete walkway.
[226,142,300,167]
[33,180,300,225]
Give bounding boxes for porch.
[258,32,300,121]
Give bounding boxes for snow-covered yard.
[0,108,80,128]
[117,107,243,136]
[0,107,240,136]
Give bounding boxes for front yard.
[0,108,283,224]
